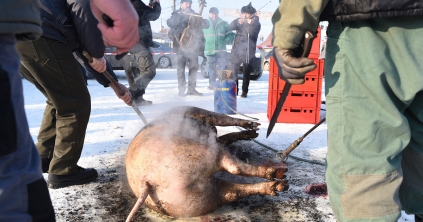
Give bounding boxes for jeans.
[206,53,227,86]
[0,34,55,221]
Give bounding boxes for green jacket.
[0,0,42,41]
[203,17,234,56]
[272,0,328,49]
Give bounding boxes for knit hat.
[209,7,219,14]
[241,2,256,14]
[180,0,192,3]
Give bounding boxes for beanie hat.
[181,0,192,3]
[209,7,219,14]
[241,2,256,14]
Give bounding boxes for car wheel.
[157,56,171,68]
[263,61,270,71]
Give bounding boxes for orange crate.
[267,106,321,124]
[269,90,322,108]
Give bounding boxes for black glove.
[273,47,317,84]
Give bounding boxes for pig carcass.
[125,106,288,221]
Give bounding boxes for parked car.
[104,41,177,72]
[200,48,263,81]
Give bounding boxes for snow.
[22,69,415,221]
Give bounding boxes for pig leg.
[217,179,289,205]
[218,149,288,180]
[126,182,149,222]
[181,106,260,130]
[217,130,258,146]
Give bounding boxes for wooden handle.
[82,51,125,96]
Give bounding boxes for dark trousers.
[176,51,199,93]
[230,55,254,94]
[16,37,91,175]
[122,43,156,98]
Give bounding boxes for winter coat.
[0,0,42,41]
[321,0,423,22]
[203,17,234,56]
[39,0,117,87]
[229,15,261,61]
[131,0,161,48]
[167,8,210,54]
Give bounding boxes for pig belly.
[126,126,223,217]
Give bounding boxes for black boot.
[240,92,247,98]
[134,97,152,106]
[416,215,423,222]
[47,166,98,189]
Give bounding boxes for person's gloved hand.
[273,47,317,84]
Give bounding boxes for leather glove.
[273,47,317,84]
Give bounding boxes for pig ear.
[126,183,149,222]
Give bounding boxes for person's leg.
[132,46,156,105]
[206,54,217,88]
[187,54,201,96]
[240,56,254,97]
[17,37,91,176]
[0,34,55,221]
[176,53,187,96]
[324,17,423,221]
[230,56,241,95]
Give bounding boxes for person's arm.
[202,19,210,29]
[69,0,106,73]
[229,18,239,31]
[90,0,139,54]
[223,21,235,44]
[272,0,328,49]
[271,0,328,85]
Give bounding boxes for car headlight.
[255,51,261,58]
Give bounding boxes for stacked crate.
[267,30,324,124]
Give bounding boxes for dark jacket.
[131,0,161,48]
[229,16,261,61]
[167,8,210,54]
[0,0,42,41]
[321,0,423,22]
[39,0,117,87]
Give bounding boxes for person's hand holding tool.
[109,82,132,106]
[89,57,106,73]
[273,32,317,84]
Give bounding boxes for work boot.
[134,97,152,106]
[240,92,248,98]
[47,166,98,189]
[187,89,203,96]
[41,158,51,173]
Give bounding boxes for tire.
[263,61,270,71]
[157,56,171,68]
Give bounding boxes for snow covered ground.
[22,69,415,221]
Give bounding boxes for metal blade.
[266,83,291,138]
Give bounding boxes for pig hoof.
[241,130,258,139]
[264,165,288,180]
[268,180,289,195]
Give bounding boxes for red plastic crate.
[268,90,322,108]
[270,73,323,92]
[267,106,321,124]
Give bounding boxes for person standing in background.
[203,7,234,90]
[229,2,260,98]
[167,0,210,97]
[121,0,161,106]
[272,0,423,221]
